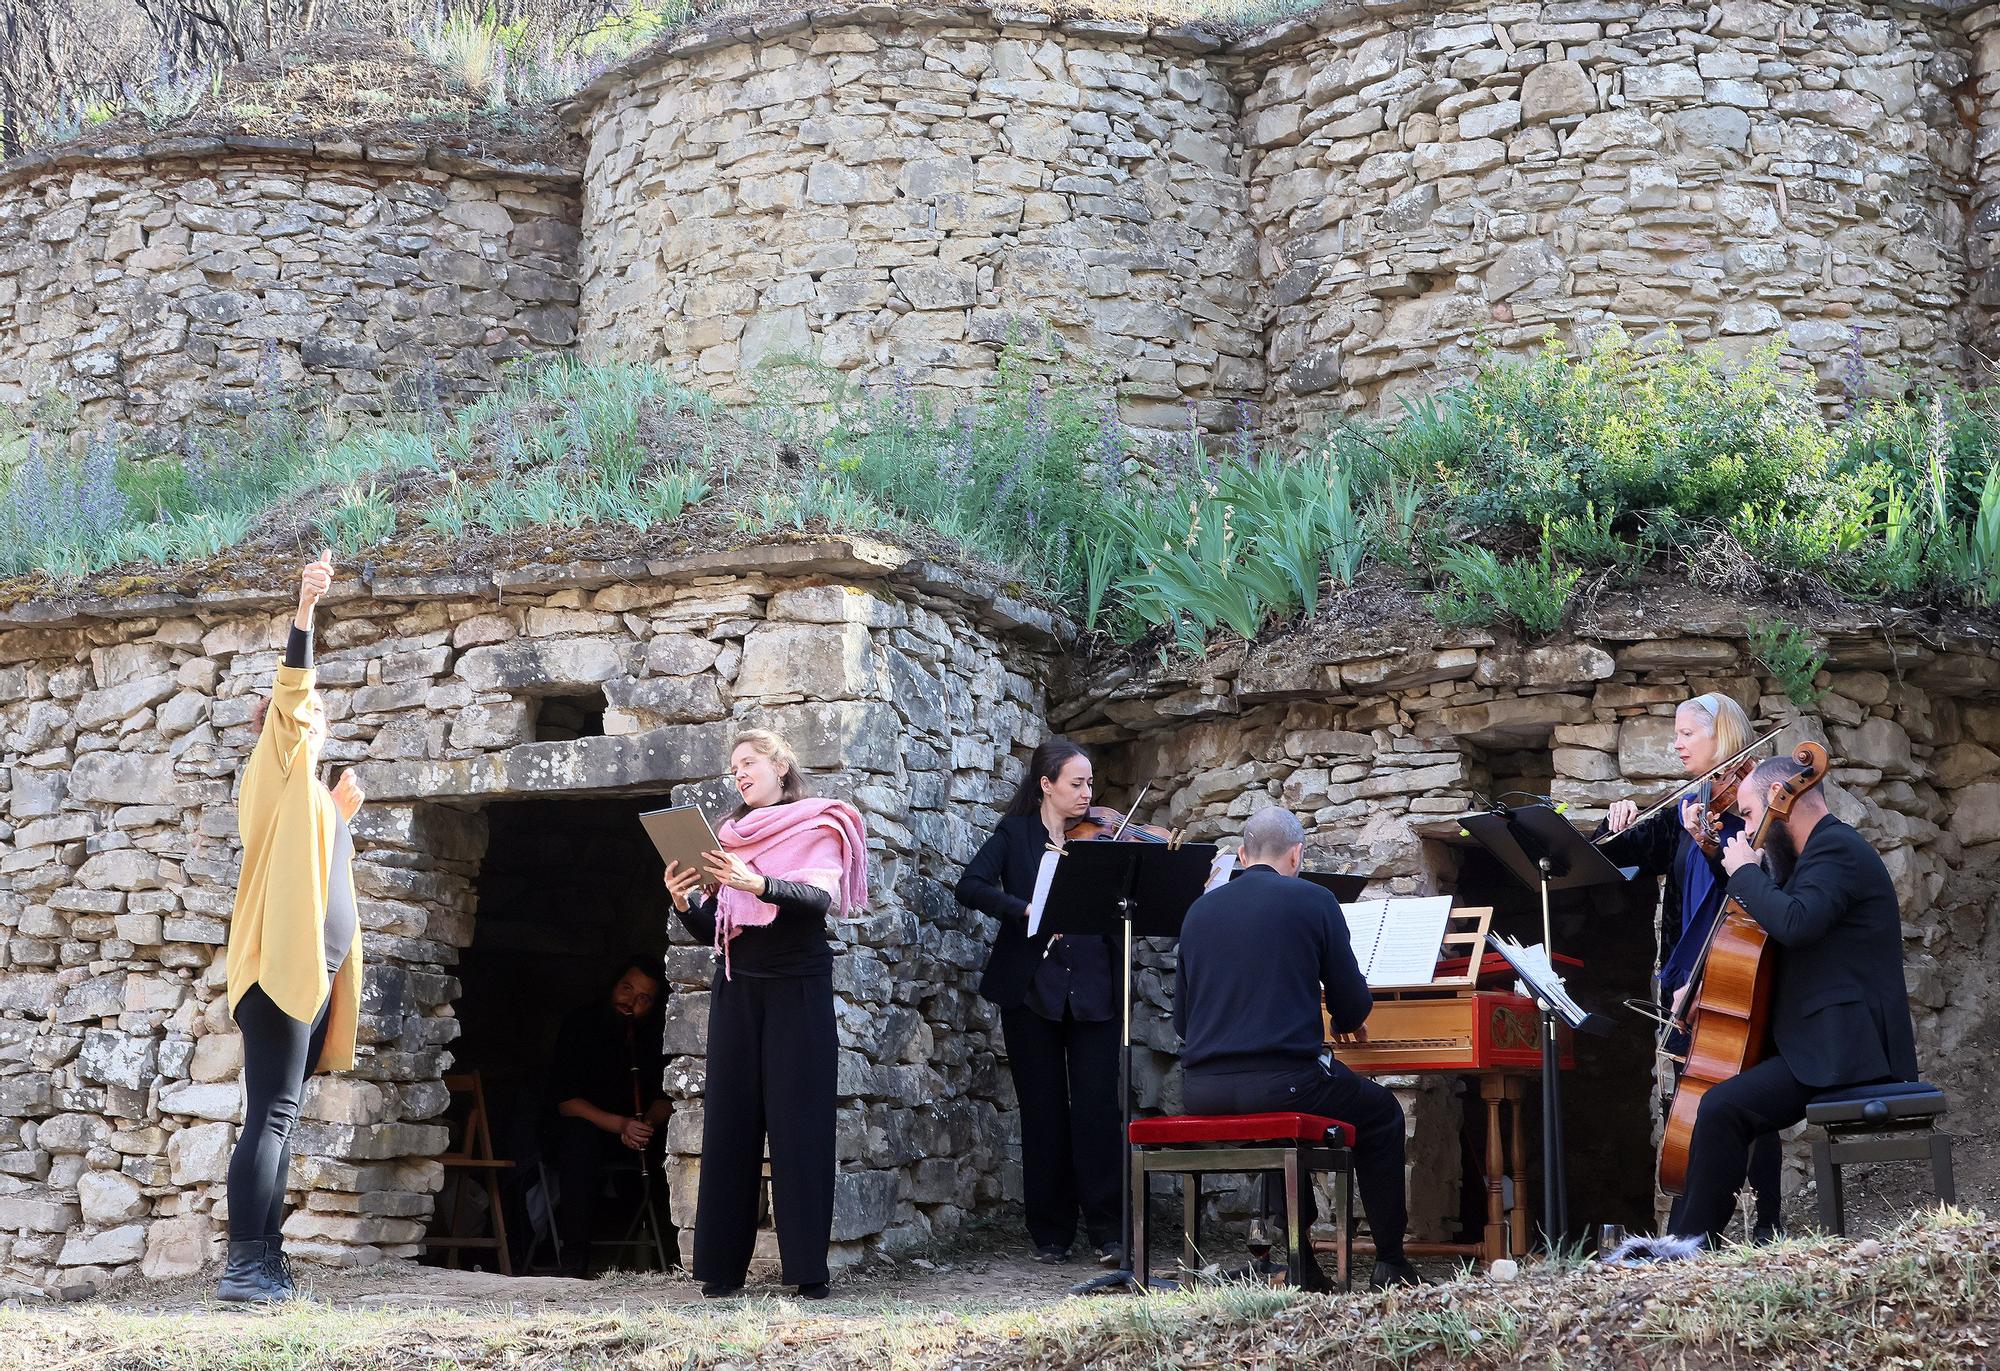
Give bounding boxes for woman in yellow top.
[218,552,365,1302]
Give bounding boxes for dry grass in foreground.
[2,1208,1995,1371]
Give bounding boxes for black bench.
[1806,1080,1953,1236]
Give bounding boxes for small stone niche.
[532,689,608,742]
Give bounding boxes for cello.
[1657,740,1829,1195]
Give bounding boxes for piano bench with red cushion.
[1127,1113,1354,1291]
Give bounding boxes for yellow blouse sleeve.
[260,665,318,777]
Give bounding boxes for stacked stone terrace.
[4,1,1995,438]
[572,0,1983,429]
[1243,0,1976,428]
[0,141,581,433]
[4,0,2000,1292]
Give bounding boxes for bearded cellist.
[1663,752,1919,1247]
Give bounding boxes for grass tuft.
[9,325,2000,662]
[7,1209,1993,1369]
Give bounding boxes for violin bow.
[1590,725,1787,845]
[1108,783,1151,841]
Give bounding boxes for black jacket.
[1725,816,1918,1089]
[955,814,1115,1015]
[1596,801,1742,995]
[548,1001,664,1117]
[1174,864,1373,1075]
[676,878,834,979]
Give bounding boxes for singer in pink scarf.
[663,729,867,1303]
[706,797,868,974]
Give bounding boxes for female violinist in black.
[1600,691,1781,1240]
[955,737,1122,1266]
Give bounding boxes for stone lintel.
[0,539,1068,647]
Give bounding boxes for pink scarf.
[713,797,869,977]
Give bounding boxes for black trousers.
[1001,1004,1122,1252]
[550,1117,629,1275]
[1745,1131,1782,1229]
[1671,1056,1823,1243]
[1668,1032,1781,1230]
[226,983,331,1243]
[1183,1058,1407,1265]
[695,972,836,1287]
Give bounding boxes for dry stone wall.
[0,141,581,435]
[1964,3,2000,364]
[0,544,1055,1291]
[3,2,1998,438]
[565,0,1990,434]
[1244,0,1976,426]
[6,550,1994,1284]
[573,11,1263,430]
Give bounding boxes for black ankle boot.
[262,1234,295,1294]
[217,1239,287,1303]
[1368,1257,1423,1290]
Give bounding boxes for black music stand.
[1037,838,1218,1295]
[1232,867,1370,903]
[1458,802,1627,1252]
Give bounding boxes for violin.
[1064,805,1181,846]
[1037,788,1185,961]
[1685,755,1754,859]
[1594,725,1784,853]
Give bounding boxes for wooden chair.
[421,1072,514,1275]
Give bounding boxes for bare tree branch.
[0,0,662,153]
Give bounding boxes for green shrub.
[1963,463,2000,606]
[1840,387,2000,531]
[1097,448,1374,642]
[1429,536,1581,636]
[1729,484,1876,583]
[1548,501,1642,571]
[810,341,1123,605]
[0,431,126,578]
[7,332,2000,659]
[733,478,894,536]
[1437,328,1836,535]
[316,481,399,554]
[1746,616,1828,708]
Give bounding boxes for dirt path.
[7,1213,1992,1371]
[82,1241,1093,1317]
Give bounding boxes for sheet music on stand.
[1025,849,1061,936]
[1345,895,1453,988]
[1492,935,1604,1032]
